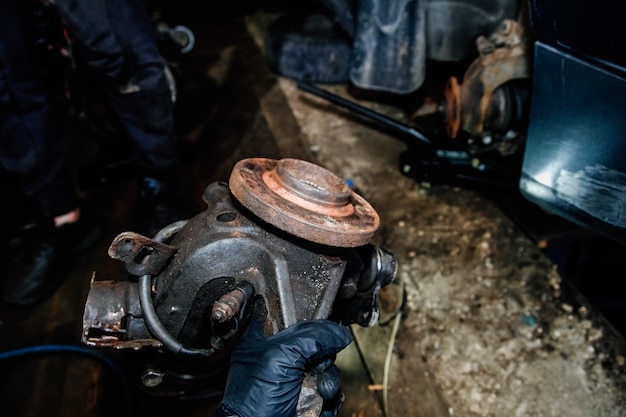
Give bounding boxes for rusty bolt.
[212,288,247,323]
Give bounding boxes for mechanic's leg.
[0,0,77,218]
[55,0,178,174]
[0,0,101,306]
[55,0,188,237]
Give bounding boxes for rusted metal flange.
[229,158,380,247]
[445,75,461,139]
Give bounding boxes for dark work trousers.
[0,0,178,217]
[0,0,78,217]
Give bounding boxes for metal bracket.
[108,231,179,276]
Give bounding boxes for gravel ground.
[277,79,626,417]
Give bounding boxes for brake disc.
[229,158,379,247]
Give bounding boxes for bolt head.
[141,369,165,387]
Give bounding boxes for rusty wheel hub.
[229,158,380,247]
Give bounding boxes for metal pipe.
[297,82,433,146]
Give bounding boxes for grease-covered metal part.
[81,158,396,405]
[444,19,531,155]
[108,231,178,276]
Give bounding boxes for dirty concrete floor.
[287,74,626,416]
[1,3,626,417]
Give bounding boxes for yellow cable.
[382,304,403,417]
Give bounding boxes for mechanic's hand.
[213,319,353,417]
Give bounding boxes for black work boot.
[2,210,102,307]
[133,176,190,238]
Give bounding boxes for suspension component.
[81,158,397,405]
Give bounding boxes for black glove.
[214,319,353,417]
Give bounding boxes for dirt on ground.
[274,79,626,417]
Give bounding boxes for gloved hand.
[214,319,353,417]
